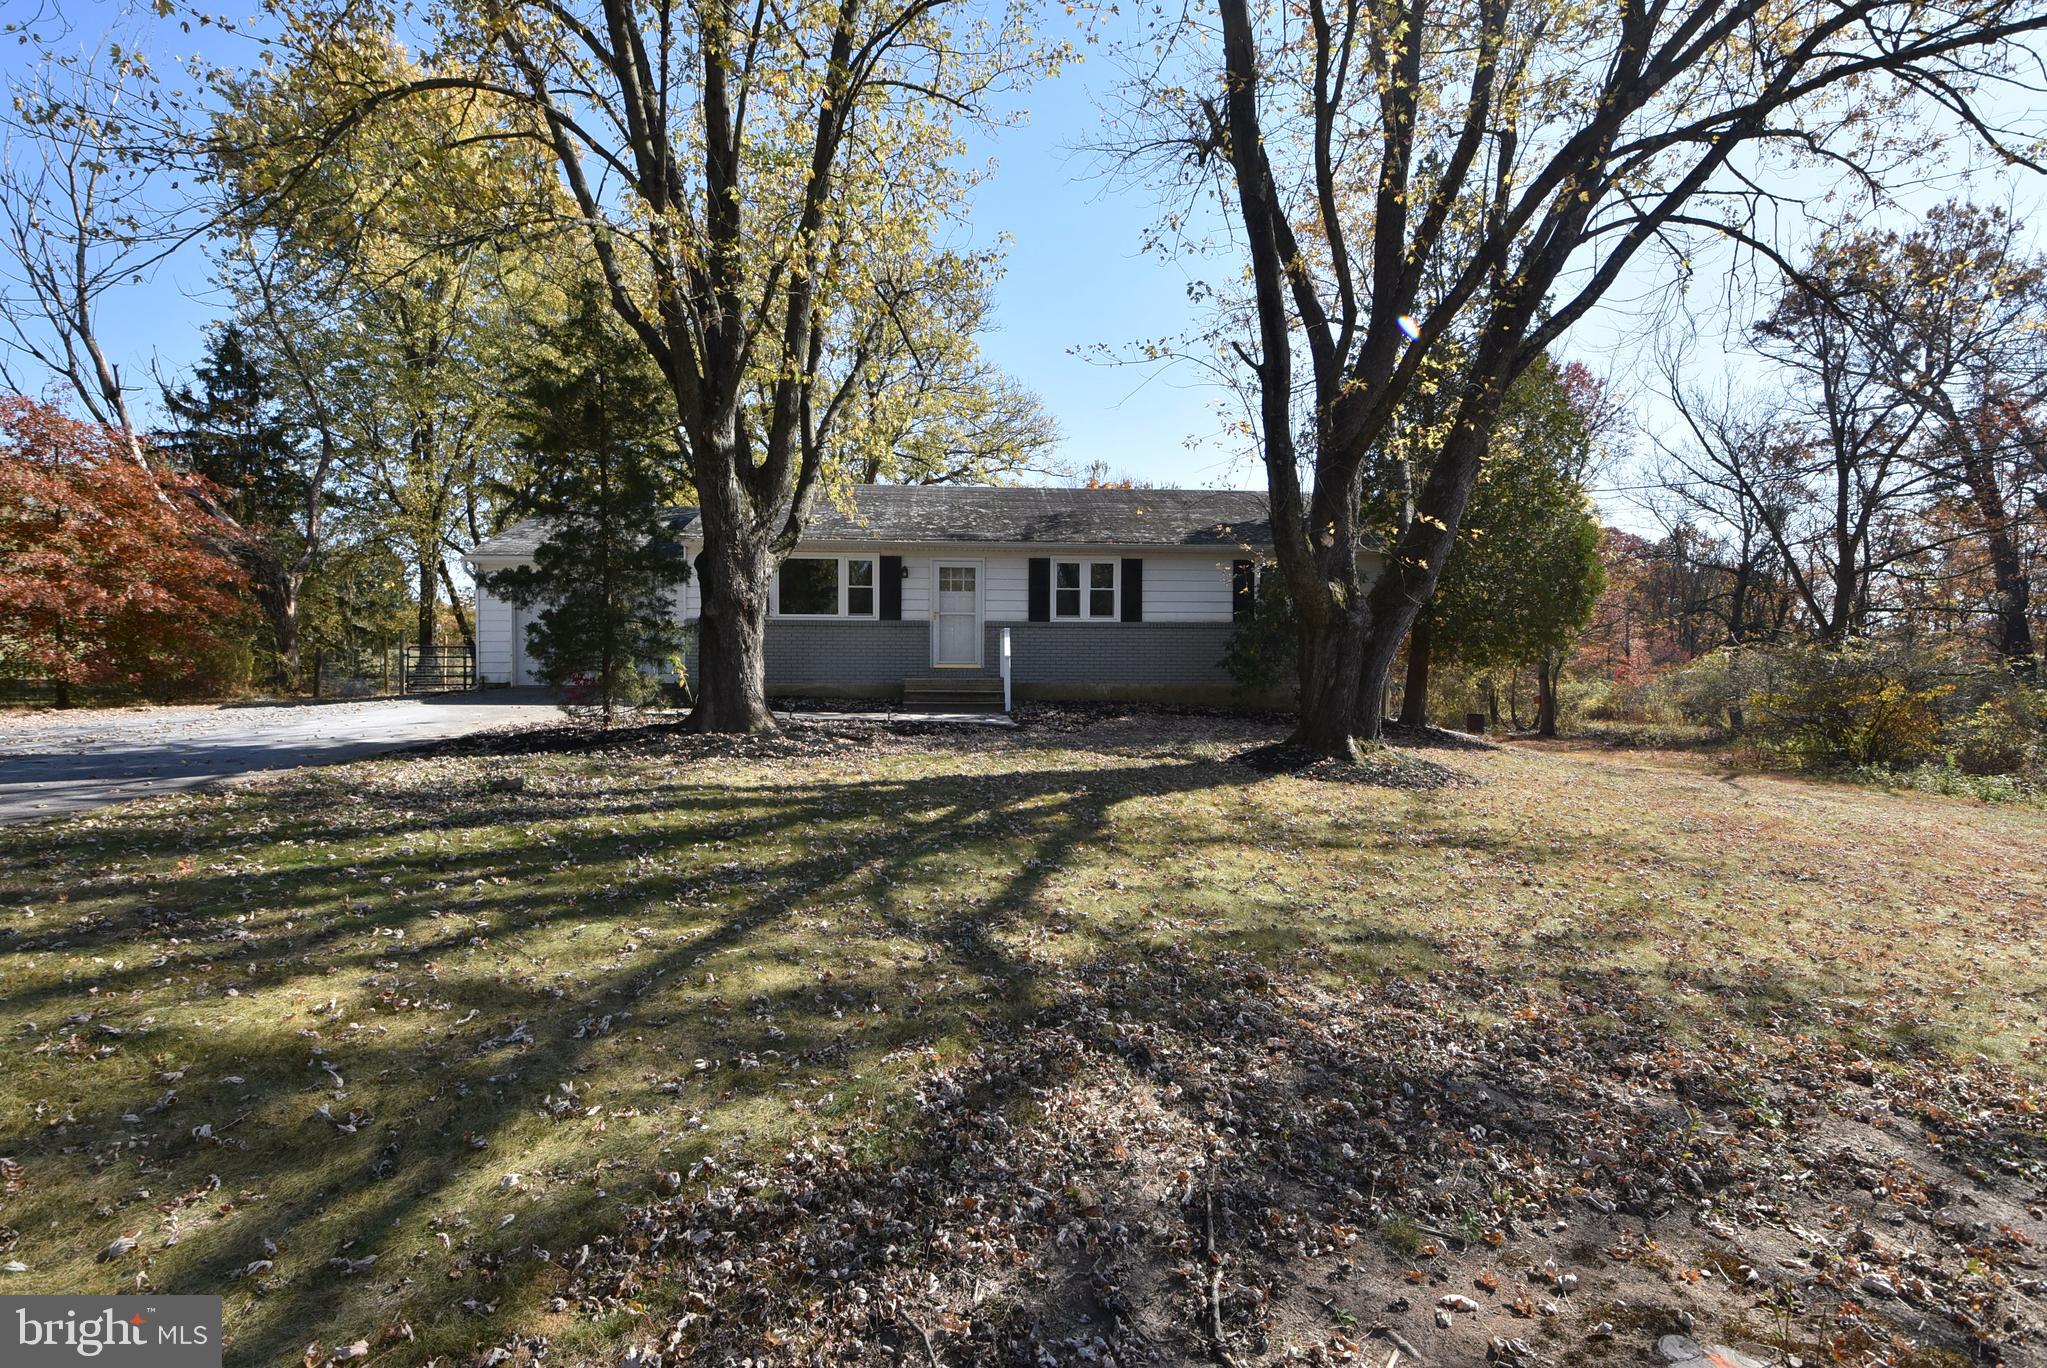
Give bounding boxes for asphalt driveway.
[0,690,561,824]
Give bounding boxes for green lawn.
[4,714,2045,1367]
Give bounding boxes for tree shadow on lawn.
[0,741,1312,1363]
[0,732,1518,1019]
[4,732,2025,1366]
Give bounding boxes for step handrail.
[999,628,1012,713]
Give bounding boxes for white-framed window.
[774,555,878,617]
[847,557,876,617]
[1054,559,1119,620]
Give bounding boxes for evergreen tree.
[161,325,309,531]
[159,324,320,685]
[484,298,690,726]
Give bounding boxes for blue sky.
[935,53,1261,490]
[5,2,2043,520]
[3,3,1259,487]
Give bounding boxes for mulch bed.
[396,712,1007,762]
[1010,700,1299,733]
[1377,718,1501,751]
[399,707,1494,792]
[1234,738,1480,789]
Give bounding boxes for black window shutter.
[1232,560,1256,621]
[1027,557,1051,622]
[879,555,903,620]
[1121,557,1144,622]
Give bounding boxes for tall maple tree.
[214,39,546,661]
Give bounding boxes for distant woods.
[1640,205,2046,669]
[1546,204,2045,784]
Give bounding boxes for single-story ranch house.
[466,485,1357,705]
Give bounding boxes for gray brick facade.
[999,622,1238,702]
[767,620,936,690]
[676,620,941,698]
[677,618,1243,704]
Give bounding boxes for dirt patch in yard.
[571,947,2043,1368]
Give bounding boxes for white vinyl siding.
[474,580,516,683]
[983,552,1033,621]
[661,551,950,623]
[1141,556,1238,623]
[481,545,1256,640]
[475,565,693,685]
[901,557,930,618]
[983,550,1239,624]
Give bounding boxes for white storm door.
[932,562,982,666]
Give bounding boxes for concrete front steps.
[900,675,1006,713]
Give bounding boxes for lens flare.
[1396,314,1422,341]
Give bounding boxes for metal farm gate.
[310,641,475,698]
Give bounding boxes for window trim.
[1052,558,1121,621]
[846,556,877,619]
[772,554,879,619]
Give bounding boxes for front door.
[932,562,982,666]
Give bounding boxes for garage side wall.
[473,574,517,685]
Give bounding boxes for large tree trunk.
[1981,526,2034,666]
[1356,606,1434,744]
[1535,656,1559,737]
[1358,634,1401,739]
[52,619,72,709]
[687,506,779,734]
[1957,438,2036,667]
[1296,597,1370,757]
[272,575,302,691]
[439,560,476,656]
[1398,616,1433,727]
[1350,416,1504,741]
[1726,558,1752,647]
[416,550,438,652]
[243,553,302,691]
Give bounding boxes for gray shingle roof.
[468,484,1274,560]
